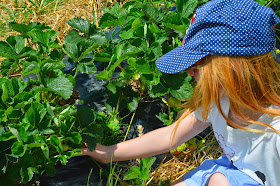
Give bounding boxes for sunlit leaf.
[47,76,73,100]
[123,166,141,180]
[68,18,91,36]
[11,141,25,157]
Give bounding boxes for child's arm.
[81,113,210,163]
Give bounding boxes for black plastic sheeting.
[40,157,110,186]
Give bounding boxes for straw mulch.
[149,132,223,184]
[0,0,117,43]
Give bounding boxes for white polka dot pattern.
[156,0,280,74]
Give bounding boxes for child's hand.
[79,143,112,164]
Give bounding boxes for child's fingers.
[79,148,91,156]
[82,142,88,148]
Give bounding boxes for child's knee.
[207,172,230,186]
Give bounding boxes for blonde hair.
[172,52,280,142]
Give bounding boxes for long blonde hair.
[173,52,280,141]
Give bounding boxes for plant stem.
[167,94,172,121]
[73,68,78,78]
[117,64,125,73]
[87,168,93,186]
[146,153,167,185]
[123,111,136,142]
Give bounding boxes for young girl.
[81,0,280,185]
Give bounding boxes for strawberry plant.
[0,21,124,184]
[0,77,81,184]
[66,0,198,119]
[0,22,74,102]
[123,157,157,185]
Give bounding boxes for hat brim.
[156,45,209,74]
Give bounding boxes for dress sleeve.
[192,96,230,123]
[193,107,211,123]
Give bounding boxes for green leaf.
[142,4,160,19]
[22,62,40,77]
[50,135,63,154]
[77,106,96,127]
[108,55,129,73]
[176,0,184,13]
[170,81,193,100]
[93,52,111,62]
[20,167,34,184]
[6,35,25,54]
[70,149,83,157]
[127,97,139,112]
[148,23,161,34]
[11,141,26,157]
[0,59,15,77]
[181,0,198,18]
[28,29,59,47]
[65,132,82,144]
[77,40,99,62]
[135,58,153,74]
[0,153,7,174]
[95,70,112,80]
[67,18,91,36]
[120,29,133,40]
[166,73,194,100]
[89,34,106,46]
[58,106,76,120]
[107,120,120,132]
[76,58,97,74]
[9,124,28,142]
[99,14,126,28]
[9,22,50,35]
[106,81,117,94]
[82,133,99,152]
[140,157,156,171]
[156,112,172,125]
[61,116,76,134]
[65,30,85,44]
[24,103,46,126]
[123,166,141,180]
[63,43,78,61]
[149,82,169,98]
[151,42,162,59]
[163,22,186,34]
[57,154,68,165]
[41,145,49,159]
[47,76,73,100]
[41,60,65,73]
[142,68,161,88]
[123,45,143,56]
[0,131,16,141]
[0,41,17,59]
[13,92,35,109]
[1,78,15,105]
[132,20,144,38]
[139,168,150,181]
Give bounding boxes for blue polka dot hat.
[156,0,280,74]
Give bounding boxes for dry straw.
[149,131,222,184]
[0,0,115,43]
